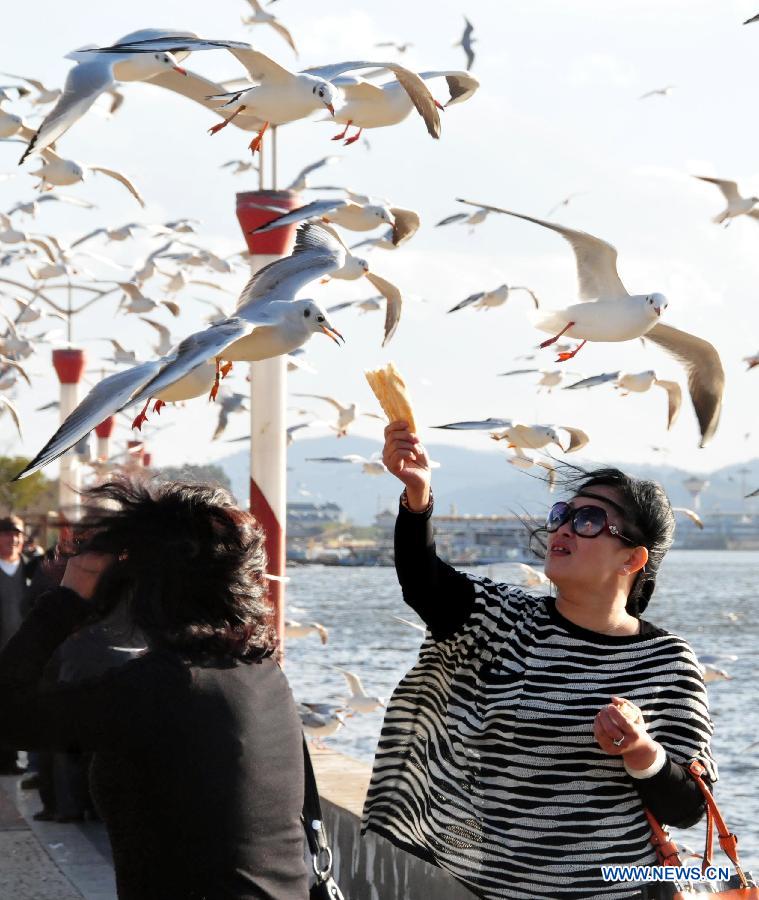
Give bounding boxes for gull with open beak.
[14,223,346,480]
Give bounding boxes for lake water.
[284,550,759,873]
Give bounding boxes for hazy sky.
[2,1,759,501]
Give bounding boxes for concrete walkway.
[0,774,116,900]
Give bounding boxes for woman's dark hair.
[76,475,275,660]
[530,464,675,617]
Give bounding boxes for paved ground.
[0,774,116,900]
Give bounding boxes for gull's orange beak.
[173,66,188,76]
[434,99,445,110]
[320,324,344,345]
[325,103,335,116]
[655,307,661,316]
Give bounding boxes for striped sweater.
[361,503,718,900]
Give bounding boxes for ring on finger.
[612,736,625,747]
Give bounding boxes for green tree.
[0,457,55,515]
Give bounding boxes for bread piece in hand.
[365,362,417,433]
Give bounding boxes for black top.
[0,587,308,900]
[393,500,711,829]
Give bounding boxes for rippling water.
[284,550,759,872]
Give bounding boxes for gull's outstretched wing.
[654,378,682,430]
[236,222,345,310]
[14,360,164,479]
[646,323,723,446]
[229,46,294,83]
[249,199,349,234]
[448,291,484,312]
[285,155,339,191]
[436,212,469,226]
[89,166,145,207]
[559,426,589,453]
[19,59,115,163]
[145,67,266,131]
[292,392,344,412]
[694,176,740,204]
[417,70,480,106]
[0,395,22,439]
[365,270,402,346]
[305,60,440,138]
[432,418,512,430]
[335,667,365,697]
[389,207,420,246]
[563,372,620,390]
[456,199,629,301]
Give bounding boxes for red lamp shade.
[94,416,116,439]
[236,190,302,256]
[52,349,86,384]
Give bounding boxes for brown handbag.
[645,759,759,898]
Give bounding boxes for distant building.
[287,501,344,538]
[673,511,759,550]
[374,509,531,564]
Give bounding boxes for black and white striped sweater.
[361,503,718,900]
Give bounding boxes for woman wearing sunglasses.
[362,421,717,900]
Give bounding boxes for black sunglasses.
[546,501,638,546]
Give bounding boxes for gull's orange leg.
[220,361,233,379]
[208,105,246,135]
[343,126,364,146]
[131,399,151,430]
[248,121,269,154]
[152,399,165,414]
[539,321,575,349]
[332,120,352,141]
[556,340,587,362]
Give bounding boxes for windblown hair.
[531,464,676,617]
[76,476,274,660]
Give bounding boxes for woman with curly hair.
[0,477,308,900]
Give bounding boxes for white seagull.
[497,368,581,392]
[27,146,145,207]
[456,199,724,447]
[328,69,476,145]
[638,85,675,100]
[285,619,328,644]
[436,204,491,231]
[432,418,589,454]
[564,370,682,432]
[13,223,346,480]
[306,454,387,476]
[448,282,539,312]
[293,392,383,437]
[16,29,262,162]
[332,667,386,714]
[241,0,298,55]
[693,176,759,226]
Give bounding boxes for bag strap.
[645,759,750,890]
[301,736,335,883]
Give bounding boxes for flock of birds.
[0,9,758,734]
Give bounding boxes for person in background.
[0,515,41,775]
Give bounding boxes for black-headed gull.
[448,282,539,312]
[436,203,491,230]
[693,176,759,225]
[139,317,173,356]
[374,41,414,55]
[0,73,61,105]
[206,49,441,152]
[251,197,395,234]
[298,703,345,745]
[14,223,346,480]
[564,370,682,432]
[433,418,589,454]
[328,69,476,145]
[241,0,298,55]
[545,192,587,217]
[293,392,383,436]
[454,17,476,71]
[672,507,703,529]
[285,155,340,191]
[212,390,248,440]
[17,30,262,162]
[456,200,724,447]
[0,395,22,440]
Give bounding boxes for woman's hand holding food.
[593,696,661,769]
[383,421,432,511]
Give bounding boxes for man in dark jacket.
[0,515,41,774]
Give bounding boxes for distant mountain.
[218,437,759,524]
